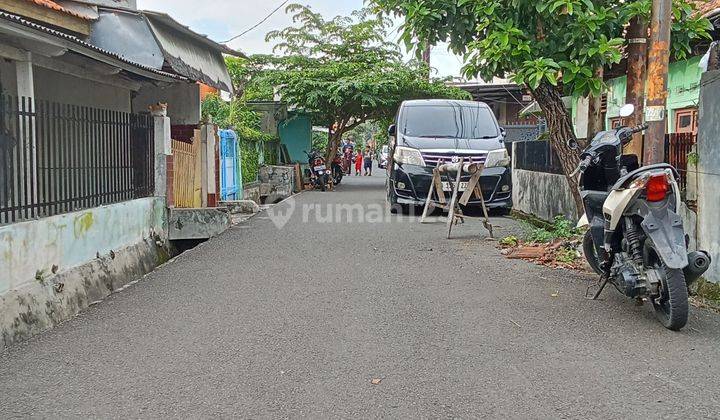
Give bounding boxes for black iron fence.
[513,140,564,175]
[0,96,154,224]
[664,132,696,192]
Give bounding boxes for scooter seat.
[582,190,610,212]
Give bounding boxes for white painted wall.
[0,197,165,295]
[132,82,201,125]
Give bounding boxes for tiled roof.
[26,0,93,20]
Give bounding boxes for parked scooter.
[304,150,331,192]
[573,104,711,330]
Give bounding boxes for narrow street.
[2,171,720,418]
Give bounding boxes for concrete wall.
[0,197,165,294]
[697,71,720,283]
[132,82,201,125]
[33,67,132,111]
[0,197,167,348]
[1,63,132,111]
[512,168,579,222]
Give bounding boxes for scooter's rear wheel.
[652,265,689,331]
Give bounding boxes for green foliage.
[687,151,699,167]
[372,0,711,97]
[240,141,260,184]
[202,93,277,184]
[258,4,469,150]
[525,215,581,243]
[312,131,329,152]
[556,247,580,264]
[500,236,519,247]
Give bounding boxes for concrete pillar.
[15,52,38,215]
[200,124,218,207]
[153,116,172,202]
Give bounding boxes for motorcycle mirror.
[619,104,635,118]
[387,124,397,137]
[566,139,579,150]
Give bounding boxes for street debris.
[509,319,522,328]
[371,378,382,385]
[551,291,560,298]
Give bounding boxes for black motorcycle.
[304,150,330,192]
[573,104,711,330]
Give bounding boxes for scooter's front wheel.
[583,230,604,276]
[652,265,689,331]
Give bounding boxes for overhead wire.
[222,0,291,43]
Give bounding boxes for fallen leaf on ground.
[371,378,382,385]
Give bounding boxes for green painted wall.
[605,76,628,127]
[278,112,312,164]
[603,56,702,133]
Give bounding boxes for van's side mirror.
[388,124,397,137]
[500,127,507,138]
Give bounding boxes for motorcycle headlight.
[394,146,425,166]
[484,148,510,168]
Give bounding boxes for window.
[401,105,499,139]
[674,108,698,134]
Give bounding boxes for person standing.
[363,147,373,176]
[354,148,363,176]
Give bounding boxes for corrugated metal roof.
[141,10,244,58]
[0,10,186,81]
[25,0,94,20]
[145,15,234,91]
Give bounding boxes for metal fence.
[502,124,545,143]
[0,96,154,224]
[664,132,696,191]
[513,140,564,175]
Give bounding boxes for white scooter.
[574,104,711,330]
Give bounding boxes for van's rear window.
[401,105,498,139]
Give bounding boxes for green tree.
[372,0,711,211]
[258,4,469,161]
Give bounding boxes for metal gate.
[219,129,242,201]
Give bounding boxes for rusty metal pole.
[625,16,649,162]
[644,0,672,164]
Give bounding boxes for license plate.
[442,181,469,192]
[314,165,326,171]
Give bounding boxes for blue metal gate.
[219,129,242,201]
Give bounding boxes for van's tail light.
[646,174,669,202]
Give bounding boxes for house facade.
[0,0,239,349]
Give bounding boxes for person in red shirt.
[354,148,363,176]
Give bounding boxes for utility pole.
[624,17,649,162]
[644,0,672,164]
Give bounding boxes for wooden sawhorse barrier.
[419,157,494,239]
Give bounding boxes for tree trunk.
[325,127,343,164]
[530,82,584,214]
[587,67,605,140]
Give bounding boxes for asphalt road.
[2,169,720,419]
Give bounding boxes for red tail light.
[646,174,669,202]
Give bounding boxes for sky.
[136,0,466,79]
